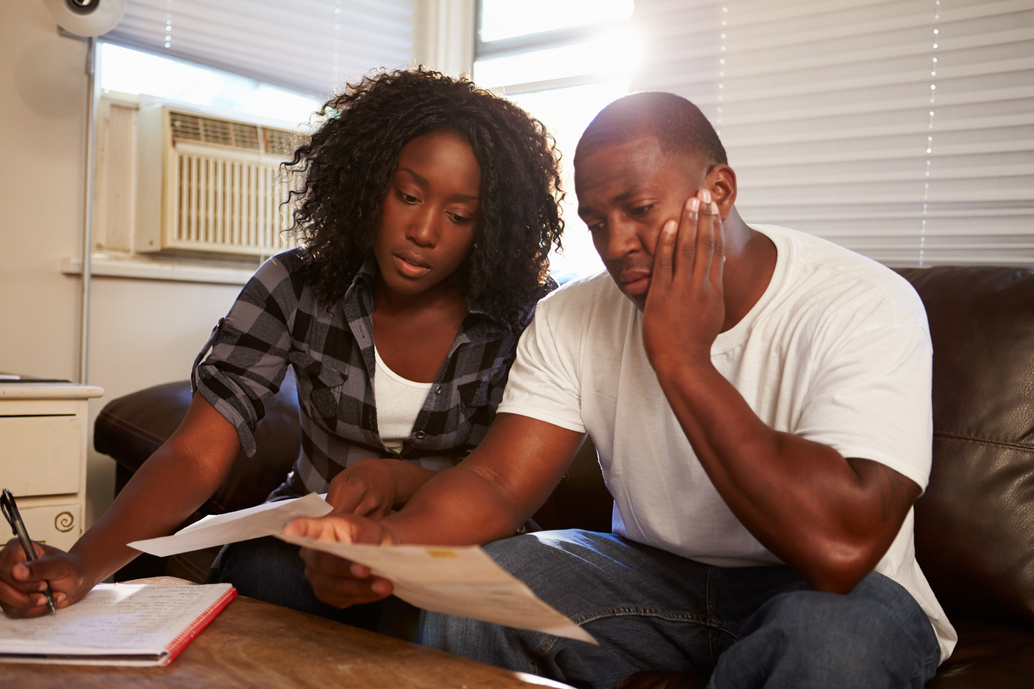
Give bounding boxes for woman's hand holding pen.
[0,540,91,618]
[283,514,396,608]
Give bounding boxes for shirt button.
[435,385,442,395]
[415,431,426,440]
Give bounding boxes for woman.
[0,67,564,630]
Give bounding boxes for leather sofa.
[94,265,1034,687]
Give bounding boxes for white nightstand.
[0,383,104,550]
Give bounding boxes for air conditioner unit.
[134,100,305,258]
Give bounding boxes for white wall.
[1,1,242,527]
[1,2,88,381]
[84,276,240,525]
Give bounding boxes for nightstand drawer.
[18,500,82,551]
[0,415,82,496]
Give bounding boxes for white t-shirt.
[499,224,956,662]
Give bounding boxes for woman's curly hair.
[284,67,564,328]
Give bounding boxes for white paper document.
[276,533,596,644]
[128,493,333,557]
[128,494,595,644]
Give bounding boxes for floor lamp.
[41,0,125,385]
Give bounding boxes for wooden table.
[4,595,574,689]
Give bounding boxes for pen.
[1,488,57,614]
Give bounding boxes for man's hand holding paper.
[278,527,595,645]
[282,512,397,608]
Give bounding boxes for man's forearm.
[654,361,912,593]
[378,463,528,545]
[379,414,585,547]
[384,461,437,508]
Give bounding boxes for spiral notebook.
[0,581,236,666]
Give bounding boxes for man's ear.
[708,164,737,221]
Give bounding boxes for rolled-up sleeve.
[192,254,298,456]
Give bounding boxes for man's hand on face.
[641,188,726,375]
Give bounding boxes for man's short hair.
[575,92,728,171]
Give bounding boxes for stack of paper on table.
[128,494,596,644]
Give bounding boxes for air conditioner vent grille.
[110,100,309,258]
[171,153,299,256]
[170,111,261,151]
[265,129,301,157]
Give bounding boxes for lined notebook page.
[0,582,236,666]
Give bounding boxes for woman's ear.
[708,164,737,221]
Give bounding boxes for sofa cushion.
[900,266,1034,633]
[531,437,613,533]
[926,619,1034,688]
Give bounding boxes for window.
[98,43,321,126]
[480,0,1034,270]
[631,0,1034,266]
[104,0,415,99]
[83,1,419,282]
[475,0,641,281]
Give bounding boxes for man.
[286,92,955,688]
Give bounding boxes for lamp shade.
[43,0,125,37]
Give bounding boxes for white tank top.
[373,345,432,454]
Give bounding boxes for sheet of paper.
[127,494,595,644]
[276,534,597,645]
[129,493,332,557]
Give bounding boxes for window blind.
[631,0,1034,266]
[103,0,416,100]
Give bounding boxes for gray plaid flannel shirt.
[192,248,535,498]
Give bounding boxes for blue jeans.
[209,536,420,639]
[418,530,940,689]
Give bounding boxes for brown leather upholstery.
[94,265,1034,686]
[898,266,1034,687]
[901,267,1034,632]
